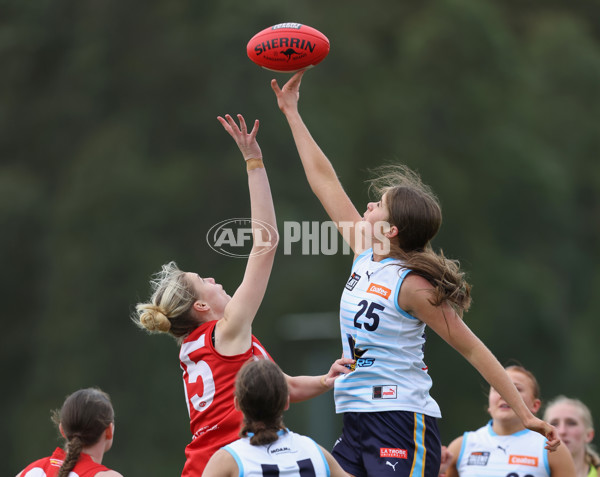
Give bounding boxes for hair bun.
[139,305,171,332]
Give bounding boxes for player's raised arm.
[271,71,363,254]
[215,114,278,354]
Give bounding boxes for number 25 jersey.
[334,248,441,417]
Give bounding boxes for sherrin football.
[247,23,330,72]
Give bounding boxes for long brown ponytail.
[369,164,471,315]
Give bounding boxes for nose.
[367,202,375,211]
[206,277,216,284]
[556,422,567,436]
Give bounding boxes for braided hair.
[51,388,114,477]
[235,360,288,446]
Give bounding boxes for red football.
[247,23,330,72]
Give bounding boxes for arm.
[319,445,352,477]
[215,115,279,354]
[400,273,560,449]
[97,471,125,477]
[202,448,238,477]
[271,72,363,253]
[441,437,463,477]
[547,442,576,477]
[284,357,354,402]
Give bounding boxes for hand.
[217,114,262,161]
[321,357,354,389]
[439,445,453,476]
[526,417,561,451]
[271,70,305,115]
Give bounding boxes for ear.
[105,423,114,440]
[233,396,240,411]
[531,398,542,414]
[59,423,66,438]
[384,224,399,239]
[284,395,290,412]
[193,300,210,313]
[586,428,595,444]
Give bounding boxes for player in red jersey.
[134,114,352,476]
[15,388,123,477]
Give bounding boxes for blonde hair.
[368,164,471,315]
[133,261,199,343]
[544,395,600,468]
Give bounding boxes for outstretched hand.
[322,357,354,389]
[527,417,561,451]
[217,114,262,161]
[271,70,306,114]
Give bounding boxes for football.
[247,23,330,72]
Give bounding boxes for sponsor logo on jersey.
[269,445,295,455]
[380,448,408,459]
[50,458,64,467]
[372,385,397,399]
[509,455,538,467]
[356,357,375,367]
[345,272,361,291]
[367,283,391,299]
[466,451,490,466]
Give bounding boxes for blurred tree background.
[2,0,599,474]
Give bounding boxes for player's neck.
[82,439,107,465]
[491,418,525,436]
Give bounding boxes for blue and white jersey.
[334,248,441,417]
[456,421,550,477]
[224,429,330,477]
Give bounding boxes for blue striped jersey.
[334,248,441,417]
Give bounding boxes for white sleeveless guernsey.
[224,429,330,476]
[334,249,441,417]
[457,421,550,477]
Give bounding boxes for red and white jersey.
[20,447,111,476]
[179,320,272,477]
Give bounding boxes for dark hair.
[369,165,471,315]
[235,360,288,446]
[51,388,114,477]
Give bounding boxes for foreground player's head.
[52,388,115,477]
[235,359,289,446]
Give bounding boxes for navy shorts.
[331,411,441,477]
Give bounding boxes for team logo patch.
[509,455,538,467]
[50,458,64,467]
[380,448,408,459]
[372,385,397,399]
[345,272,361,291]
[466,451,490,466]
[367,283,391,299]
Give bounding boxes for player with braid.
[15,388,123,477]
[203,359,349,477]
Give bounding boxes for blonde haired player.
[133,114,351,476]
[544,396,600,477]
